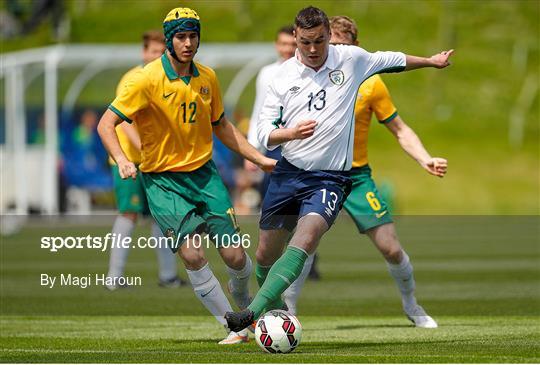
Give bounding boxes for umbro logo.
[289,86,301,94]
[163,91,175,99]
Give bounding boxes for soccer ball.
[255,309,302,353]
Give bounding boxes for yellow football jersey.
[109,54,224,173]
[109,65,143,165]
[352,74,398,168]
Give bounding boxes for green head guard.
[163,7,201,61]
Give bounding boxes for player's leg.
[106,167,142,290]
[366,223,437,328]
[307,252,321,280]
[282,252,315,315]
[177,237,233,323]
[226,214,327,331]
[276,171,351,315]
[344,165,436,328]
[255,228,289,310]
[142,170,247,344]
[201,161,253,312]
[106,212,136,289]
[218,245,252,310]
[151,221,185,287]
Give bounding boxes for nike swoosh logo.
[201,285,216,297]
[163,92,175,98]
[375,211,388,219]
[275,274,291,285]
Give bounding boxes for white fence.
[0,43,276,215]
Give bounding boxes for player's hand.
[258,157,277,173]
[118,160,137,180]
[291,120,317,140]
[423,157,447,178]
[429,50,454,69]
[244,159,259,172]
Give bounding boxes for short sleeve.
[109,69,150,124]
[210,71,225,126]
[349,46,406,83]
[371,76,398,123]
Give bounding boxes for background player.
[282,16,447,327]
[106,30,185,290]
[98,7,276,344]
[226,6,453,332]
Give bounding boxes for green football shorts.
[141,160,239,252]
[342,165,393,233]
[112,166,149,214]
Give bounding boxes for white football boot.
[218,328,249,345]
[405,304,438,328]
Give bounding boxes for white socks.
[226,252,252,293]
[107,215,135,279]
[283,253,315,315]
[387,251,417,310]
[151,222,178,281]
[186,263,233,327]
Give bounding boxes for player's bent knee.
[179,244,207,270]
[219,247,246,270]
[121,212,138,223]
[383,246,403,264]
[256,248,278,266]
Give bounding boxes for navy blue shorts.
[260,158,352,231]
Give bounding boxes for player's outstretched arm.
[213,116,277,172]
[385,116,448,178]
[97,109,137,179]
[405,50,454,71]
[267,120,317,146]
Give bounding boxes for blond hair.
[329,16,358,43]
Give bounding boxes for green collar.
[161,53,200,84]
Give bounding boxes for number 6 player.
[226,6,454,331]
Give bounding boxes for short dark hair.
[295,6,329,31]
[276,24,294,39]
[142,30,165,49]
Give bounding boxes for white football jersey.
[257,45,406,171]
[247,60,282,151]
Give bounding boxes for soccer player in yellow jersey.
[97,7,276,344]
[105,30,186,291]
[282,15,447,328]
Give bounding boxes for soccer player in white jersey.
[225,6,454,331]
[245,25,321,299]
[246,25,296,156]
[280,15,447,328]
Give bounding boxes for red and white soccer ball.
[255,309,302,353]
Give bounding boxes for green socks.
[255,263,285,312]
[249,246,308,318]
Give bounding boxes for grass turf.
[1,216,539,362]
[1,316,539,363]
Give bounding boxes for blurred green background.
[1,0,538,214]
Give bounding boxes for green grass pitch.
[1,216,539,362]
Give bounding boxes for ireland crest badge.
[329,70,345,85]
